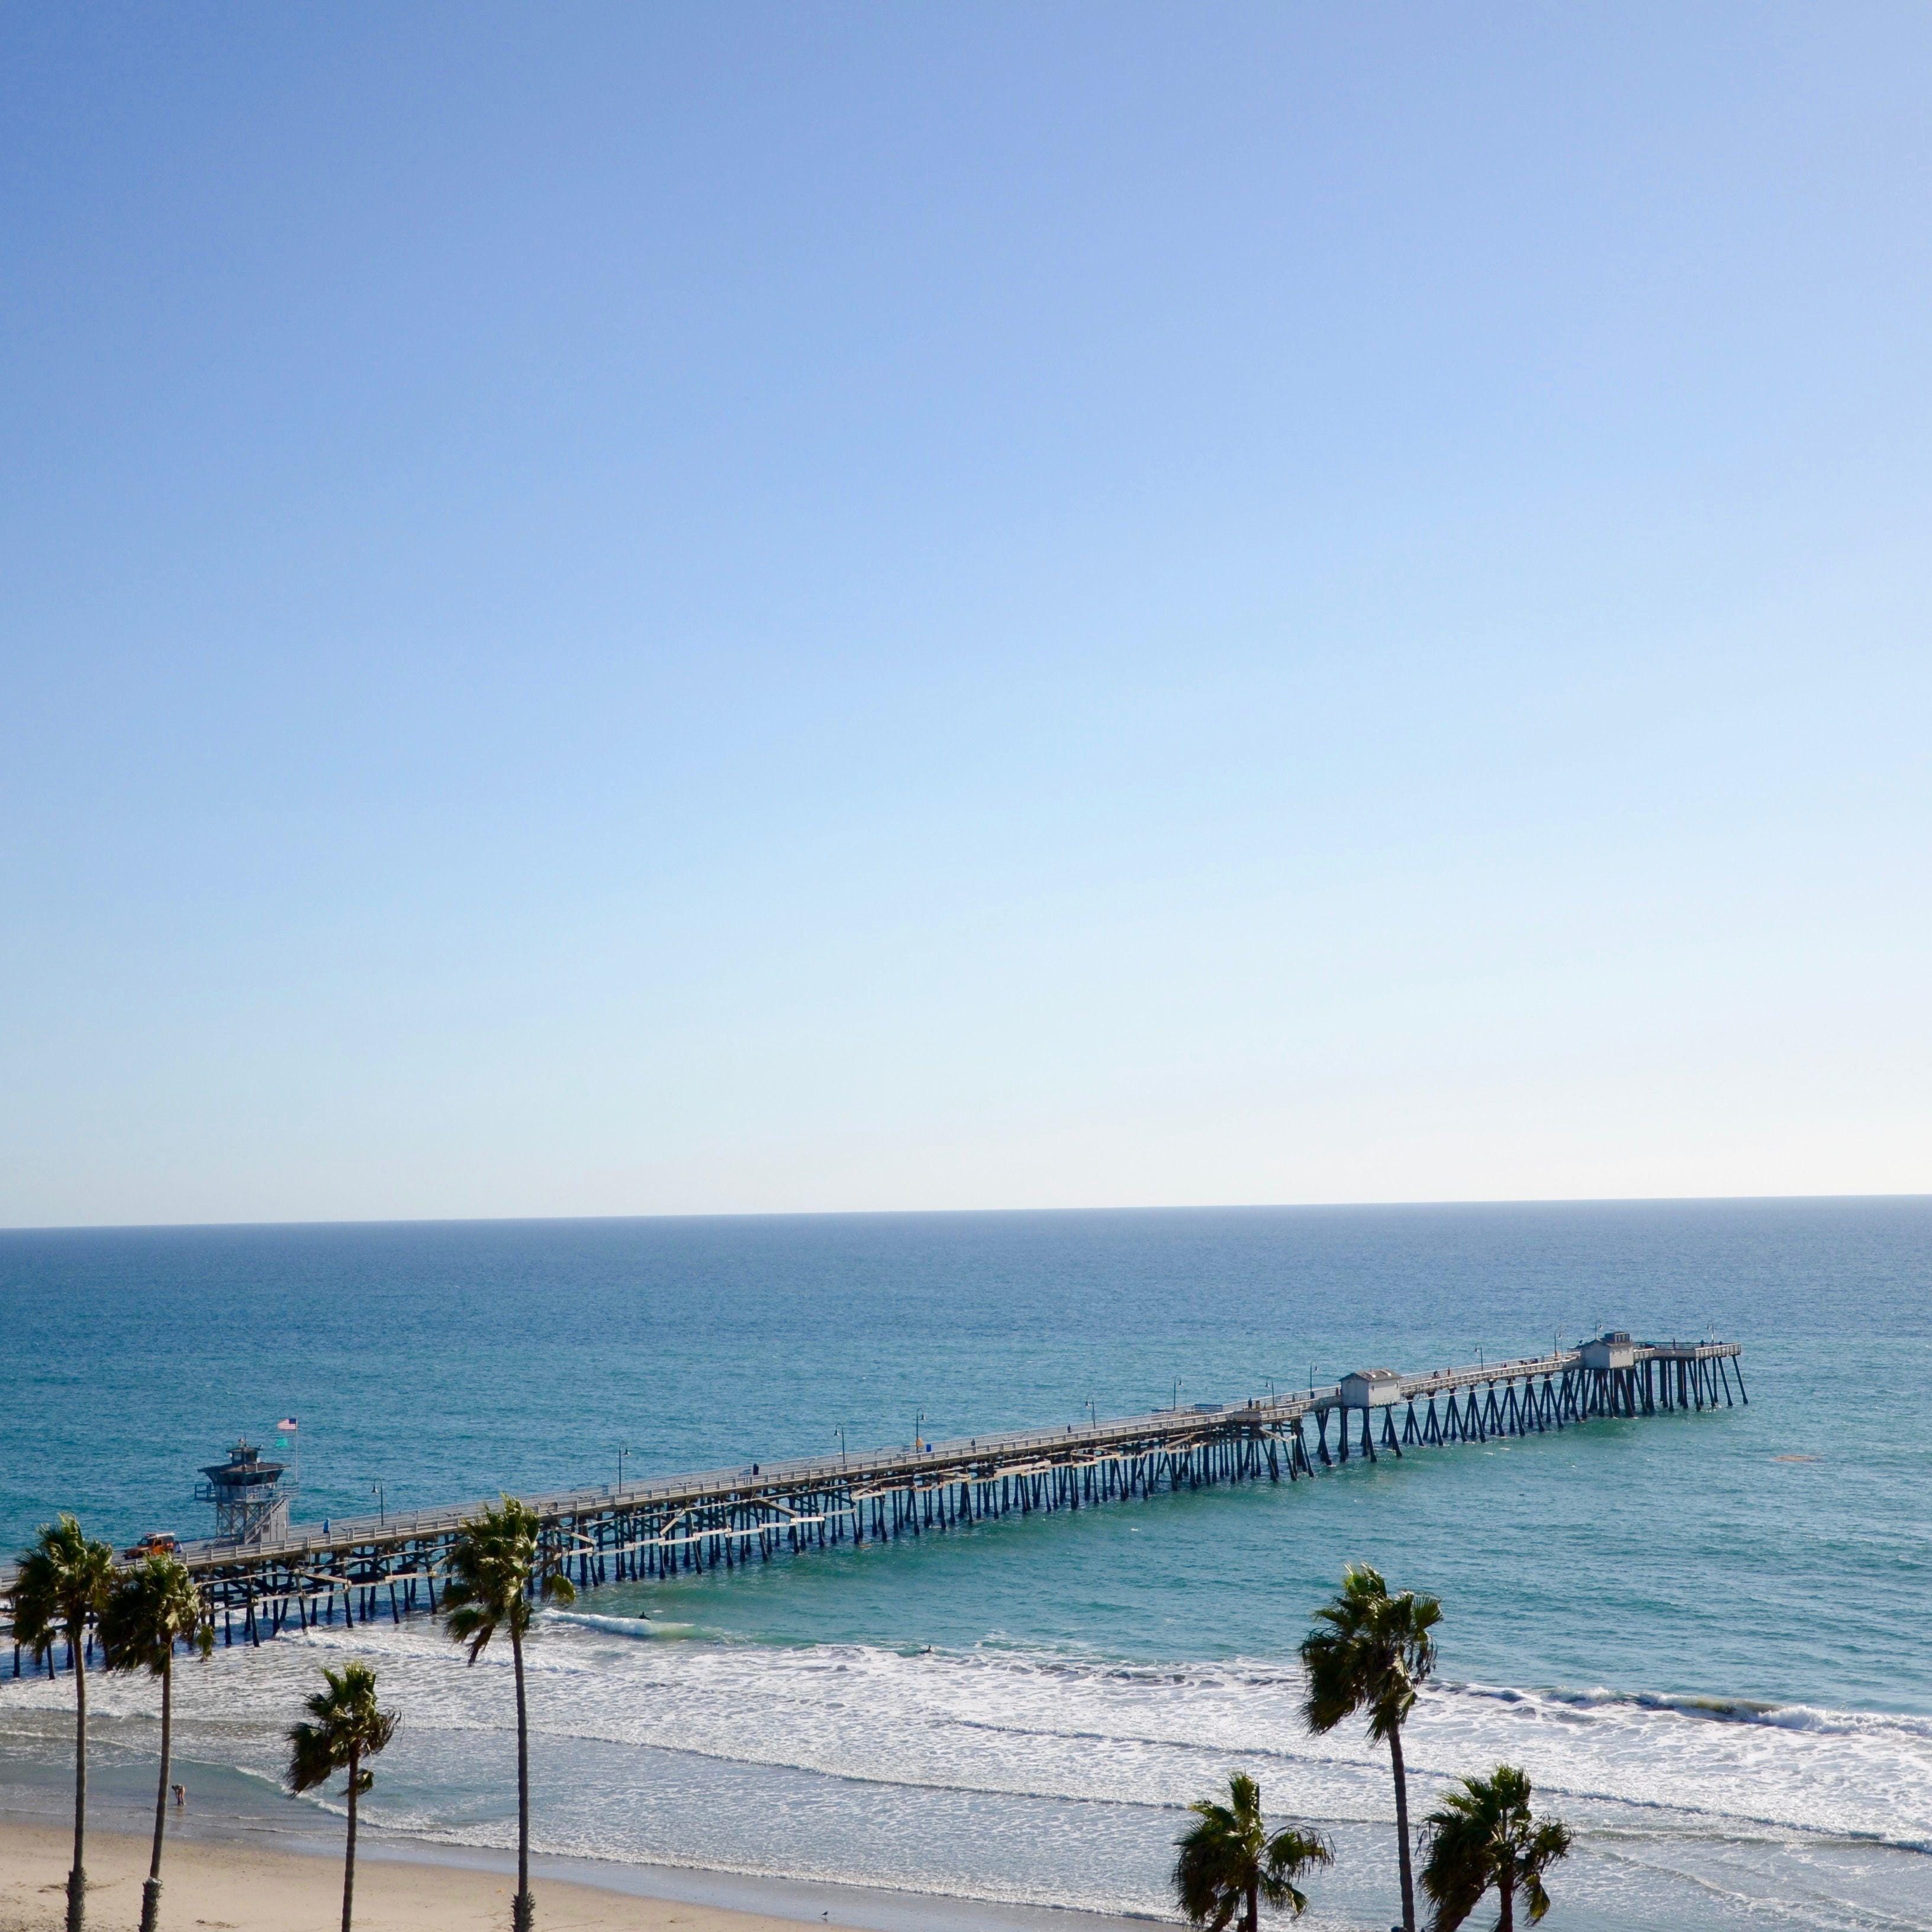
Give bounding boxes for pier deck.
[4,1338,1743,1671]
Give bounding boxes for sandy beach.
[0,1822,862,1932]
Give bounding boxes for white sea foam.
[6,1621,1928,1928]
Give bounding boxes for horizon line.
[3,1188,1927,1238]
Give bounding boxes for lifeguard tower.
[195,1439,292,1544]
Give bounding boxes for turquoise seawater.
[2,1201,1928,1930]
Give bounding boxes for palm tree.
[286,1662,398,1932]
[1300,1563,1442,1932]
[12,1514,116,1932]
[99,1553,214,1932]
[1175,1771,1332,1931]
[441,1496,576,1932]
[1421,1764,1572,1932]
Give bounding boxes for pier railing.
[2,1338,1743,1669]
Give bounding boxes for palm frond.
[1526,1818,1573,1869]
[284,1662,398,1796]
[1297,1627,1366,1733]
[441,1496,572,1661]
[11,1515,115,1659]
[101,1553,210,1677]
[286,1720,340,1795]
[1421,1763,1569,1932]
[1301,1564,1440,1743]
[1420,1800,1490,1932]
[1175,1771,1326,1927]
[1258,1825,1332,1915]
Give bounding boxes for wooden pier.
[3,1335,1744,1675]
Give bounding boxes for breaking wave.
[6,1619,1929,1927]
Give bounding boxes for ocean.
[2,1200,1928,1930]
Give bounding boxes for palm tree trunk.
[67,1626,88,1932]
[1496,1876,1515,1932]
[140,1657,173,1932]
[342,1746,359,1932]
[1246,1876,1259,1932]
[1388,1724,1416,1932]
[513,1627,533,1932]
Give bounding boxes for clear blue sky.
[4,4,1928,1226]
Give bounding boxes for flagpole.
[275,1418,301,1512]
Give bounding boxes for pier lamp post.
[836,1425,848,1471]
[371,1480,385,1527]
[617,1444,629,1492]
[914,1408,926,1454]
[1086,1398,1096,1431]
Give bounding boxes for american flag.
[276,1417,298,1432]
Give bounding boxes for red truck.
[121,1532,179,1561]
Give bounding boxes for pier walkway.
[4,1337,1743,1672]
